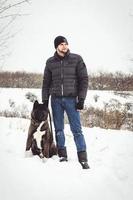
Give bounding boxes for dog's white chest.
[33,122,46,149]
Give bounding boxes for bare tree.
[0,0,31,68]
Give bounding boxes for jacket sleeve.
[42,61,52,102]
[77,56,88,100]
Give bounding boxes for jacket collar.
[54,49,70,60]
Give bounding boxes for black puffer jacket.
[42,51,88,101]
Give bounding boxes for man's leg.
[51,97,67,161]
[64,97,86,152]
[64,97,89,169]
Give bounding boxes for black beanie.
[54,36,68,49]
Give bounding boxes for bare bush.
[25,91,38,102]
[88,72,133,91]
[0,71,42,88]
[80,105,133,131]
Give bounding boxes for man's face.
[57,42,69,54]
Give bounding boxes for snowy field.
[0,88,133,200]
[0,117,133,200]
[0,88,133,118]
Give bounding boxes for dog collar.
[31,118,48,127]
[31,118,41,127]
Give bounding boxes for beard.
[58,48,68,56]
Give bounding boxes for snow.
[0,88,133,117]
[85,90,133,110]
[0,117,133,200]
[0,88,133,200]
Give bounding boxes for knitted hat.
[54,36,68,49]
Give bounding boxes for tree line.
[0,71,42,88]
[0,71,133,90]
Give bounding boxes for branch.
[0,13,30,19]
[0,14,17,34]
[0,0,31,68]
[0,0,30,14]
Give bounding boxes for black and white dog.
[25,100,57,158]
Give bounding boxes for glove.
[76,98,84,110]
[43,100,49,108]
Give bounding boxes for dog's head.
[31,100,48,122]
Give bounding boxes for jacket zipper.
[61,60,63,96]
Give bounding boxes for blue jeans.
[51,97,87,152]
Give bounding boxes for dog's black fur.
[31,100,48,122]
[25,100,57,158]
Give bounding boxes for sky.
[0,88,133,200]
[3,0,133,74]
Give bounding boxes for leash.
[48,109,53,135]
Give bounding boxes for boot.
[77,151,90,169]
[58,147,68,162]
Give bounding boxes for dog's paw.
[39,153,44,159]
[42,157,48,163]
[51,155,58,160]
[25,150,33,158]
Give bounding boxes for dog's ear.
[33,100,39,109]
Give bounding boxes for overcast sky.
[3,0,133,74]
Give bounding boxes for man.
[42,36,89,169]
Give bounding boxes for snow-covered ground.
[0,117,133,200]
[0,88,133,200]
[0,88,133,118]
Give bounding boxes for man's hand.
[43,100,49,108]
[76,98,84,110]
